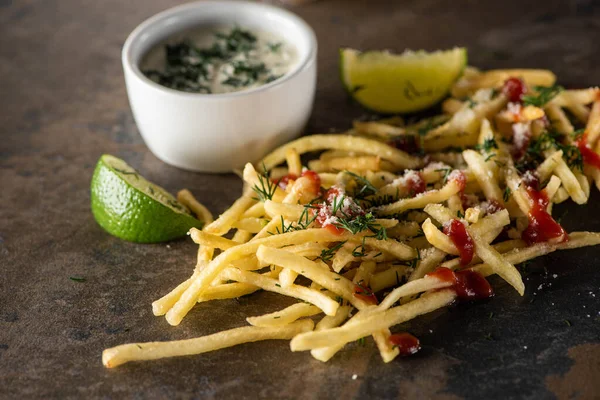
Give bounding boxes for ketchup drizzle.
[275,174,297,190]
[520,173,567,245]
[406,171,427,196]
[274,170,321,194]
[426,267,494,301]
[575,133,600,170]
[389,333,421,356]
[502,77,526,103]
[443,219,475,266]
[353,283,378,305]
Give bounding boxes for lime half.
[340,47,467,114]
[91,154,203,243]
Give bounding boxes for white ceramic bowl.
[122,1,317,172]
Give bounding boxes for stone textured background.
[1,0,599,398]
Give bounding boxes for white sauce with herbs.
[141,26,298,94]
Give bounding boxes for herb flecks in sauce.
[141,27,297,94]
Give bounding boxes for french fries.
[104,66,600,369]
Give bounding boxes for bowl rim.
[122,0,317,99]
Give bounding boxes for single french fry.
[242,202,266,218]
[422,218,459,255]
[204,193,256,236]
[331,245,355,273]
[233,218,269,233]
[259,134,421,171]
[197,281,260,302]
[370,266,411,293]
[567,102,590,124]
[264,201,304,221]
[545,103,574,135]
[190,230,239,250]
[247,303,322,327]
[375,178,464,215]
[232,229,253,244]
[279,268,298,287]
[103,319,314,368]
[309,156,382,173]
[285,148,303,176]
[353,120,407,137]
[553,186,570,204]
[177,189,214,225]
[350,237,416,260]
[549,88,599,108]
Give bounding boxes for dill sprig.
[318,241,347,262]
[334,213,387,241]
[503,187,512,202]
[252,165,277,202]
[362,192,399,208]
[345,171,378,199]
[296,204,319,230]
[522,85,564,107]
[476,137,498,152]
[435,168,452,184]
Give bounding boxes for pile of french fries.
[103,67,600,368]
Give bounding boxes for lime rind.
[340,47,468,114]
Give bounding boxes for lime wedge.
[340,47,467,113]
[90,154,203,243]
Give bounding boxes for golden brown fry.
[103,319,314,368]
[177,189,214,225]
[259,134,421,171]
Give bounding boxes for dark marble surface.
[1,0,600,398]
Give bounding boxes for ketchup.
[389,333,421,356]
[301,170,321,195]
[275,174,297,190]
[486,199,505,214]
[575,133,600,170]
[502,77,526,103]
[520,173,567,244]
[388,135,420,154]
[353,283,378,305]
[443,219,475,266]
[405,171,426,196]
[426,267,494,301]
[324,224,345,235]
[274,170,321,194]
